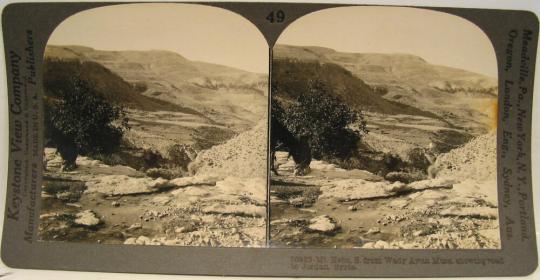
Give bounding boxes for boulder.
[308,215,339,233]
[74,210,101,227]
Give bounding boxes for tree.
[45,77,129,170]
[273,80,368,160]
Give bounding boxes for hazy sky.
[277,6,497,77]
[48,3,268,74]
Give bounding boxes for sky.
[277,6,498,77]
[47,3,269,74]
[48,5,497,77]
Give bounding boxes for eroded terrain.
[270,133,500,249]
[39,118,268,247]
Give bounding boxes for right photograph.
[269,6,500,249]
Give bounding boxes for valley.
[270,45,500,249]
[39,45,268,247]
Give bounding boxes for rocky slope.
[43,58,200,114]
[45,45,268,131]
[274,45,498,134]
[189,120,268,179]
[270,132,500,249]
[431,133,496,182]
[271,58,439,119]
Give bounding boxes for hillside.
[45,45,268,131]
[43,59,206,116]
[272,59,441,120]
[274,45,498,134]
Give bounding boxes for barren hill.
[43,58,204,116]
[271,58,440,120]
[45,45,268,131]
[274,45,498,134]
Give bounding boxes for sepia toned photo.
[269,6,500,249]
[39,3,268,247]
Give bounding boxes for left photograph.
[39,3,269,247]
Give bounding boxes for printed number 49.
[267,10,285,23]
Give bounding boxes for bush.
[45,78,129,170]
[383,153,403,173]
[384,171,426,183]
[406,147,431,172]
[273,80,367,160]
[167,144,196,170]
[92,153,125,166]
[142,149,164,170]
[145,168,184,180]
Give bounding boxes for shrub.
[167,144,196,170]
[145,168,184,180]
[406,147,431,172]
[385,171,426,183]
[45,78,129,170]
[142,149,164,170]
[273,80,368,160]
[383,153,403,172]
[92,153,125,166]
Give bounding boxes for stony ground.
[270,134,500,249]
[39,120,267,247]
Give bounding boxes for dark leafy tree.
[45,77,129,170]
[273,80,368,160]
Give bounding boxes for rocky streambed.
[270,148,500,249]
[39,148,266,247]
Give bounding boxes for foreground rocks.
[39,122,267,247]
[318,178,455,202]
[270,135,500,249]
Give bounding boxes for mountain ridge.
[45,45,269,131]
[273,44,498,134]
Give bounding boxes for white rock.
[215,177,267,205]
[66,203,82,208]
[40,213,57,219]
[367,227,381,234]
[74,210,101,227]
[85,175,171,195]
[152,196,171,205]
[362,242,375,249]
[135,236,151,245]
[406,178,455,191]
[308,215,338,233]
[373,240,391,249]
[389,199,409,209]
[124,237,137,245]
[169,175,217,188]
[319,179,406,201]
[128,223,142,230]
[175,227,186,233]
